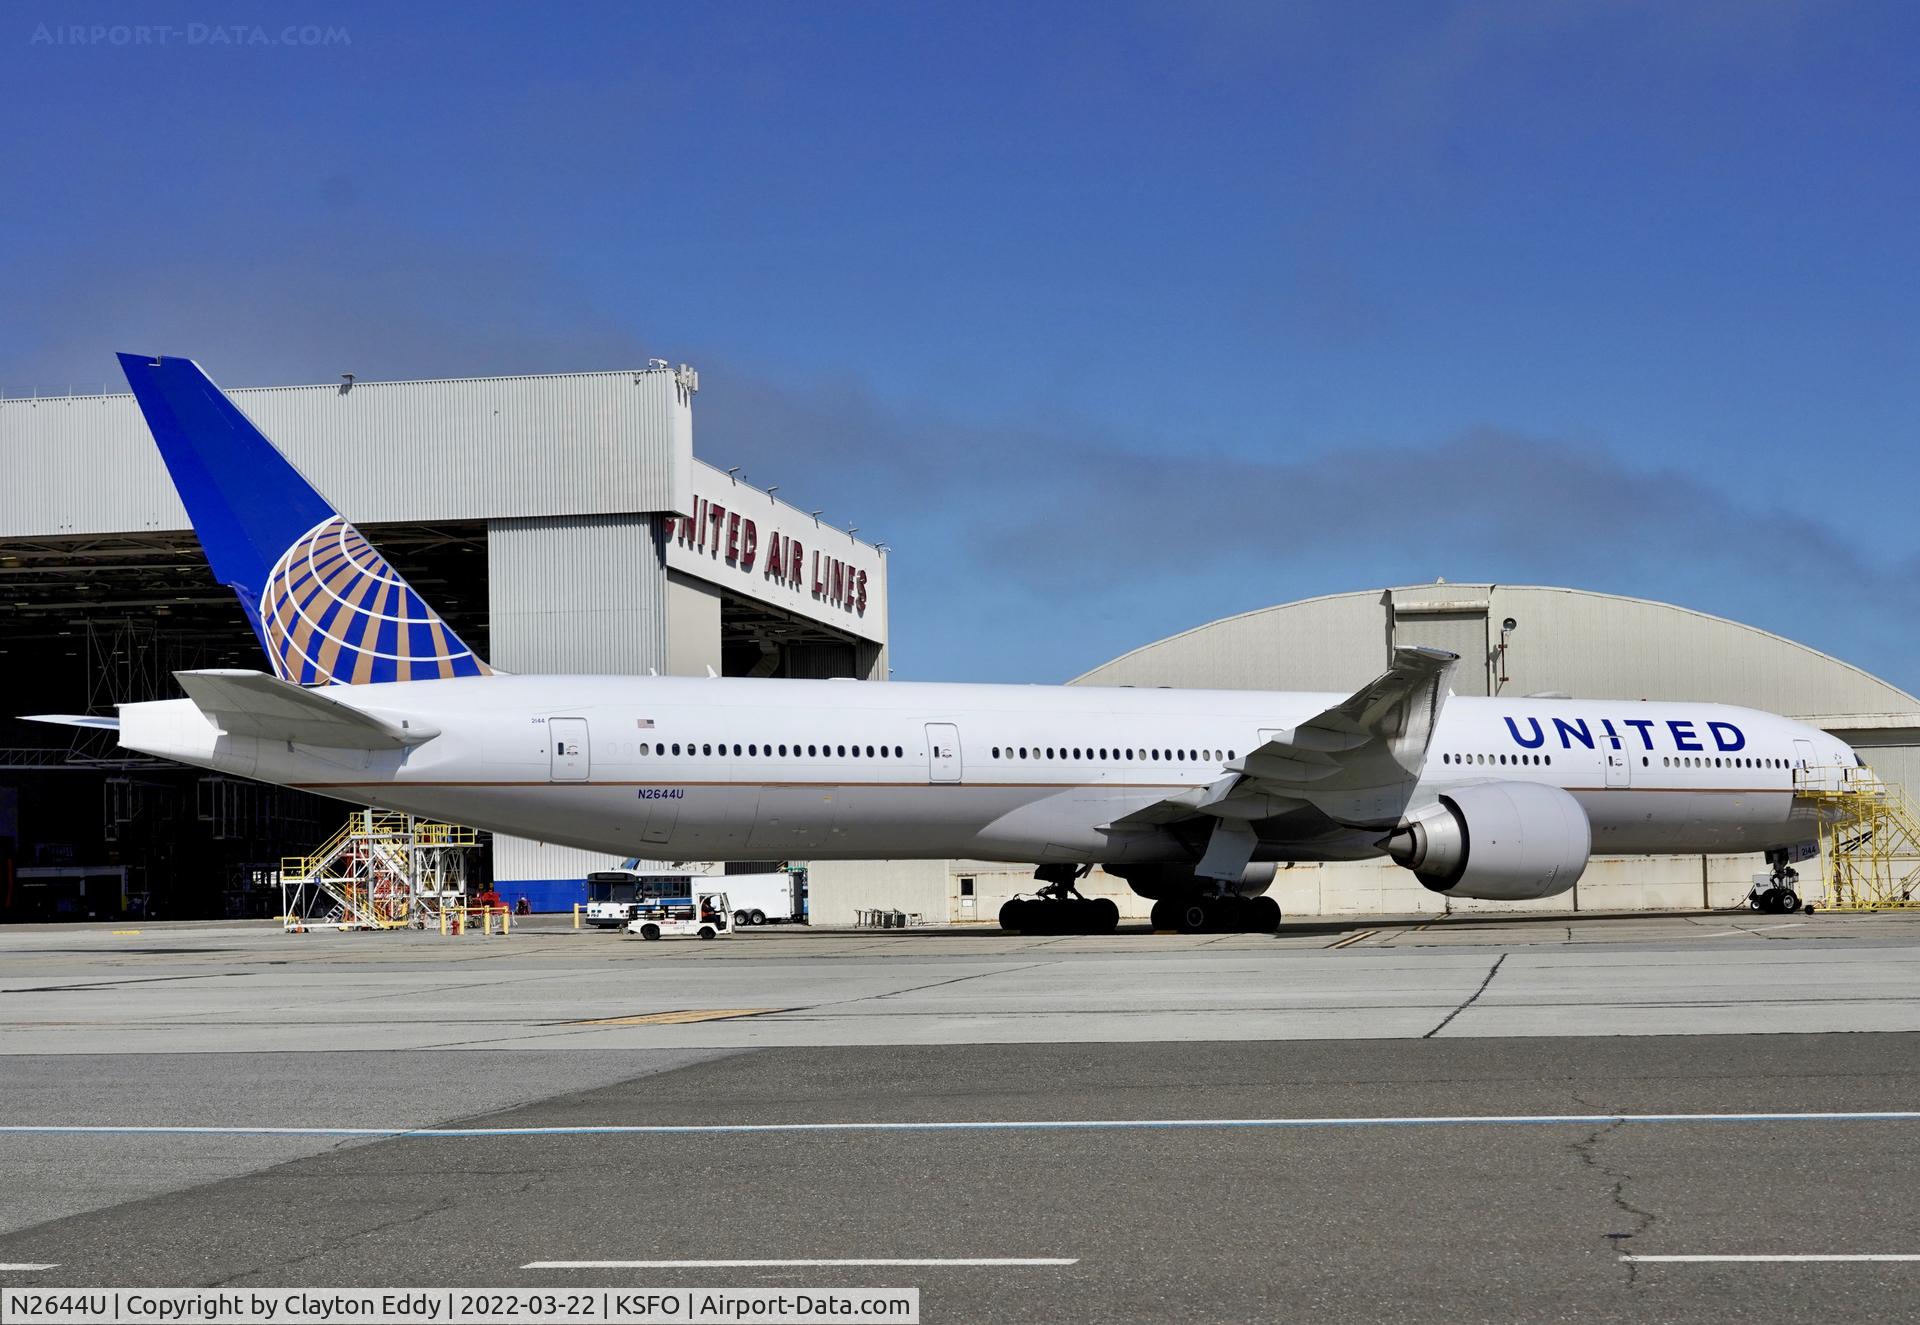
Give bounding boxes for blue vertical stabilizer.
[117,354,490,685]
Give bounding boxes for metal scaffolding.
[280,811,480,931]
[1799,766,1920,910]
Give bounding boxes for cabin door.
[549,717,591,781]
[925,723,962,784]
[1604,745,1631,788]
[1793,738,1818,783]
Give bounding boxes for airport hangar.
[804,582,1920,926]
[0,364,888,918]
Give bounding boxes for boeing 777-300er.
[27,355,1865,933]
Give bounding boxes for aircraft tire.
[1092,897,1120,933]
[1149,900,1173,931]
[999,898,1030,932]
[1249,896,1281,931]
[1178,899,1210,933]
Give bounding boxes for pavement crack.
[208,1189,467,1286]
[1569,1119,1659,1287]
[1421,953,1507,1038]
[861,961,1060,1004]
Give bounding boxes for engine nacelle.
[1384,782,1590,900]
[1106,862,1277,900]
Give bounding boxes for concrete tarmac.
[2,911,1918,1322]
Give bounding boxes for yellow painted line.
[567,1008,786,1027]
[1326,929,1377,950]
[1377,920,1433,945]
[111,930,142,936]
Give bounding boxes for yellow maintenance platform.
[279,810,481,931]
[1799,765,1920,911]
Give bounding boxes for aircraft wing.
[1239,645,1457,790]
[173,670,439,750]
[1106,646,1458,835]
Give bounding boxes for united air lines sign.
[663,475,886,643]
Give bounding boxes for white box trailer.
[718,871,805,925]
[585,868,806,928]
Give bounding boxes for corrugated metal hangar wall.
[0,366,889,917]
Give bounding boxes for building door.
[549,717,591,781]
[1388,593,1491,695]
[926,723,962,783]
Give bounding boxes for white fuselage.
[116,673,1855,869]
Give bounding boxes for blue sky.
[3,2,1917,688]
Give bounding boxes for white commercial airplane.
[29,356,1862,933]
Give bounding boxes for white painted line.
[1624,1254,1920,1263]
[2,1111,1919,1138]
[0,1264,58,1271]
[1700,923,1810,938]
[523,1258,1077,1269]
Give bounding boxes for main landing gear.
[1149,894,1281,934]
[1750,848,1807,915]
[998,864,1120,935]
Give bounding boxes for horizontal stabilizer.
[174,670,438,750]
[21,714,122,731]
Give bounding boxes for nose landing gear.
[1749,848,1808,914]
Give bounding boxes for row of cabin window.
[1661,755,1785,769]
[1444,752,1788,772]
[635,741,906,759]
[989,745,1237,763]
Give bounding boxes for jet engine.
[1384,782,1590,900]
[1106,861,1277,900]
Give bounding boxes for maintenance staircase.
[1797,765,1920,910]
[279,810,481,931]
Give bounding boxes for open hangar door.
[0,522,492,920]
[721,593,883,680]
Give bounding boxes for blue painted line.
[2,1111,1918,1139]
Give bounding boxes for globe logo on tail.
[259,517,490,686]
